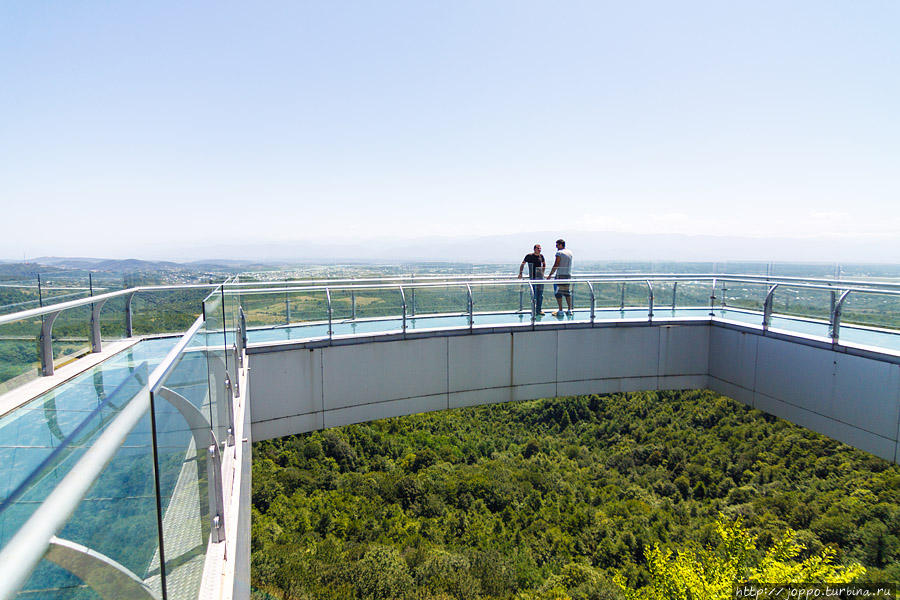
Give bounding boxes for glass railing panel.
[0,365,149,546]
[98,296,128,344]
[15,383,163,599]
[286,289,328,324]
[131,289,210,336]
[349,287,403,321]
[240,290,291,328]
[839,291,900,333]
[650,281,677,316]
[0,283,48,317]
[202,292,228,449]
[151,331,212,600]
[405,284,468,318]
[719,280,769,313]
[327,289,354,322]
[771,285,833,324]
[469,282,524,321]
[50,306,91,371]
[0,317,42,394]
[1,363,152,600]
[671,280,713,308]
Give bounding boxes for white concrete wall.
[707,326,900,462]
[249,324,709,441]
[248,322,900,463]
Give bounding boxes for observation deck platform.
[0,273,898,600]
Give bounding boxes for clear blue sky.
[1,1,898,260]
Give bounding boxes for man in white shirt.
[547,238,574,316]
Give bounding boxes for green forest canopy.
[251,390,899,599]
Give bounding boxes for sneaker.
[554,310,564,317]
[566,311,573,316]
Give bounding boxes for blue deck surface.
[246,307,900,352]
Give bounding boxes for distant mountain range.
[2,230,897,274]
[159,230,900,265]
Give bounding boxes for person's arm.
[547,255,560,279]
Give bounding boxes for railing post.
[207,431,226,544]
[231,345,241,396]
[351,290,357,320]
[399,285,407,338]
[410,288,416,317]
[239,306,247,352]
[325,287,333,341]
[466,284,473,330]
[721,280,727,308]
[285,291,291,325]
[646,280,654,322]
[709,278,717,317]
[528,282,536,328]
[620,283,625,311]
[519,287,524,312]
[39,310,62,376]
[125,291,136,337]
[90,298,108,353]
[223,373,235,446]
[587,281,595,325]
[763,283,779,332]
[830,290,852,343]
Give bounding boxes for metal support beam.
[709,278,717,317]
[90,298,109,353]
[45,536,161,600]
[125,292,136,338]
[465,284,473,330]
[646,280,654,321]
[587,281,595,325]
[224,373,235,446]
[284,292,291,325]
[231,345,241,397]
[325,287,333,341]
[156,386,210,453]
[410,288,416,317]
[239,306,247,351]
[671,282,678,309]
[620,283,625,311]
[39,310,62,376]
[350,290,357,320]
[528,282,536,328]
[763,283,779,331]
[830,289,852,343]
[399,285,407,338]
[207,431,226,544]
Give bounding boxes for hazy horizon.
[5,228,899,266]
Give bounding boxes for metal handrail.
[0,283,220,326]
[226,272,900,290]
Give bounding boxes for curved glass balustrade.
[0,273,897,600]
